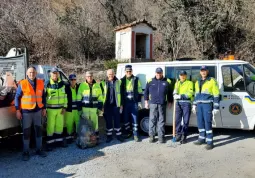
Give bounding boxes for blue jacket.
[15,78,46,113]
[144,77,173,105]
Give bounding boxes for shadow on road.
[0,116,127,177]
[1,122,254,177]
[163,126,254,147]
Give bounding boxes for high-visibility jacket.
[194,77,220,109]
[46,78,67,109]
[77,80,103,110]
[101,78,121,107]
[120,75,143,103]
[20,79,44,109]
[173,80,194,103]
[70,83,80,110]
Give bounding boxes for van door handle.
[222,107,225,109]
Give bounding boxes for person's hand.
[168,102,172,108]
[120,106,123,114]
[192,105,197,114]
[16,110,22,120]
[61,108,66,115]
[138,102,142,109]
[212,109,219,115]
[173,95,181,100]
[42,109,46,117]
[145,101,149,109]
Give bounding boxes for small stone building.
[114,19,156,62]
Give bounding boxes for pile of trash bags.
[76,114,97,149]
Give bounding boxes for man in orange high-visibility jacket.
[15,66,47,161]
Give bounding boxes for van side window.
[165,67,175,80]
[191,66,216,83]
[222,65,245,91]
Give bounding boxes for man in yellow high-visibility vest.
[45,67,68,151]
[77,71,103,140]
[173,70,194,144]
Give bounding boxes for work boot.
[158,137,166,144]
[149,136,155,143]
[36,149,47,158]
[205,144,214,150]
[61,139,68,148]
[180,135,187,144]
[193,140,205,146]
[134,136,141,142]
[22,151,30,161]
[106,136,113,143]
[175,135,182,142]
[117,135,124,142]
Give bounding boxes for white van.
[0,48,68,137]
[116,60,255,134]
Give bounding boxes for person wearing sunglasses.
[120,65,143,142]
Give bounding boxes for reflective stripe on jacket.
[77,80,103,109]
[46,78,67,109]
[121,75,143,103]
[20,79,44,109]
[70,84,80,110]
[173,80,194,103]
[194,77,220,109]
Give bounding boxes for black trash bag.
[76,114,97,149]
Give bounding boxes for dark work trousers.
[22,110,42,152]
[196,103,213,145]
[149,104,166,139]
[123,101,139,136]
[104,105,122,137]
[175,102,191,136]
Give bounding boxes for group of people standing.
[15,64,219,161]
[144,65,219,151]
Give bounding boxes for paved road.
[1,127,255,178]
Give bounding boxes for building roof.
[114,19,157,31]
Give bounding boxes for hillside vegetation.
[1,0,255,68]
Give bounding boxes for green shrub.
[103,59,130,72]
[103,59,119,71]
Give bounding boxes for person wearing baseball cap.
[193,65,220,150]
[63,74,81,143]
[144,67,173,143]
[173,70,194,144]
[45,67,69,151]
[121,65,143,142]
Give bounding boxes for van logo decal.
[229,103,242,115]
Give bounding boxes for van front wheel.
[138,109,149,135]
